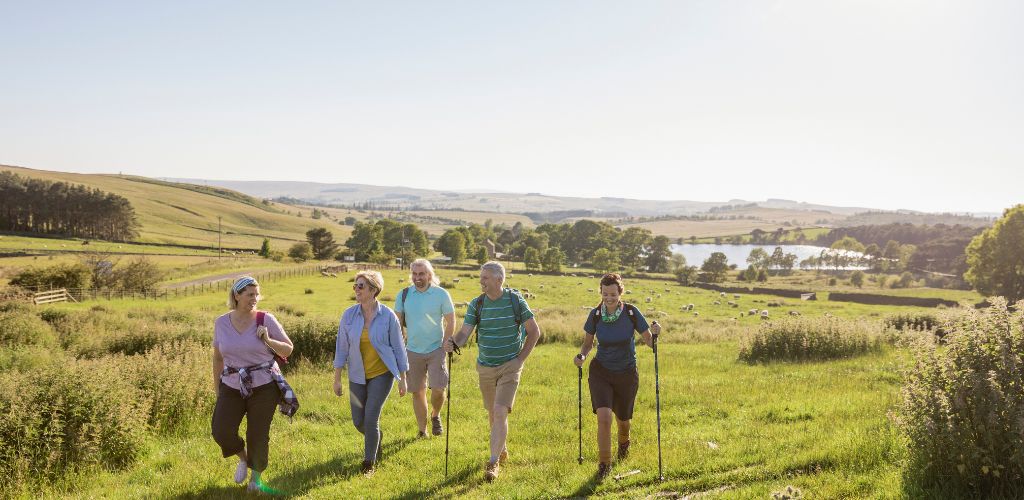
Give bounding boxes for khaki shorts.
[476,357,525,413]
[407,348,448,391]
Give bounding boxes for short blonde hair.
[227,280,260,309]
[355,270,384,298]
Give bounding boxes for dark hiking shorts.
[588,359,639,421]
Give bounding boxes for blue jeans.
[349,372,394,462]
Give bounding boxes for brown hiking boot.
[484,460,500,482]
[597,462,612,480]
[617,440,630,460]
[360,460,375,476]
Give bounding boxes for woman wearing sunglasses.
[333,270,409,475]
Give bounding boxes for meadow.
[1,266,975,498]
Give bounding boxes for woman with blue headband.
[212,276,296,492]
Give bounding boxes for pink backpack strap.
[256,311,266,326]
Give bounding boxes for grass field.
[3,266,969,498]
[1,165,347,249]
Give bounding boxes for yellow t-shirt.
[360,326,389,379]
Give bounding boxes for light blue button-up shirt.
[334,302,409,384]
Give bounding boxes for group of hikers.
[211,259,664,492]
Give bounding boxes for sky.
[1,1,1021,214]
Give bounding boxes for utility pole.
[218,216,222,259]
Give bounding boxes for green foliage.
[117,257,164,291]
[474,245,488,265]
[738,316,884,363]
[541,247,564,273]
[279,316,338,365]
[9,262,92,290]
[523,247,541,270]
[645,235,672,273]
[884,312,938,333]
[850,270,865,288]
[0,308,59,349]
[306,227,340,260]
[0,358,150,491]
[591,248,619,273]
[435,229,467,263]
[965,204,1024,302]
[895,299,1024,495]
[288,242,314,262]
[259,238,271,257]
[699,252,729,282]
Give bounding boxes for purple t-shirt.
[213,311,292,390]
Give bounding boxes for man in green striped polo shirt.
[445,261,541,482]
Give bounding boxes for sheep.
[453,278,461,283]
[749,309,759,316]
[521,288,530,293]
[664,288,671,292]
[789,310,801,316]
[321,271,330,277]
[693,312,700,317]
[645,297,652,303]
[539,284,544,289]
[734,294,741,299]
[760,311,770,320]
[588,289,595,293]
[720,292,726,297]
[686,304,695,311]
[625,290,632,294]
[713,300,721,305]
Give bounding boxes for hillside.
[1,165,350,250]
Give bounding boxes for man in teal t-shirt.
[445,261,541,482]
[395,259,455,438]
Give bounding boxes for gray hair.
[410,258,440,286]
[480,261,506,283]
[354,270,385,298]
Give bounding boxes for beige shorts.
[476,357,525,413]
[407,348,448,391]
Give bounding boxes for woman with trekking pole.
[572,273,661,480]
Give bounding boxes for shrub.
[738,316,884,363]
[0,359,150,492]
[895,298,1024,496]
[9,263,92,290]
[117,340,215,433]
[281,316,338,365]
[288,242,314,262]
[0,308,59,349]
[884,312,940,333]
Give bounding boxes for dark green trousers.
[211,382,280,472]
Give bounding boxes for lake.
[670,244,866,270]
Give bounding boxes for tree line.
[815,223,984,275]
[0,171,140,241]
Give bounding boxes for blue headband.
[232,276,257,293]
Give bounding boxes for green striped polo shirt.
[465,290,534,367]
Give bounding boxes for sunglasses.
[353,282,371,290]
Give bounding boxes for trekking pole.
[577,365,583,465]
[652,321,664,481]
[445,343,460,478]
[445,350,454,477]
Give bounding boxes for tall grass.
[895,298,1024,497]
[738,316,885,363]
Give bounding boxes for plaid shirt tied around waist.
[222,360,299,419]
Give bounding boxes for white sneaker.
[234,460,248,484]
[247,480,260,493]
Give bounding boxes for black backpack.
[586,302,640,348]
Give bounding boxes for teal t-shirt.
[464,290,534,367]
[395,285,455,354]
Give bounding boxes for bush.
[9,263,92,290]
[281,316,338,365]
[884,312,940,334]
[288,242,314,262]
[0,359,150,492]
[738,316,884,363]
[895,298,1024,496]
[116,257,164,291]
[117,340,215,433]
[0,308,59,349]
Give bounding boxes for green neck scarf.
[601,302,623,323]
